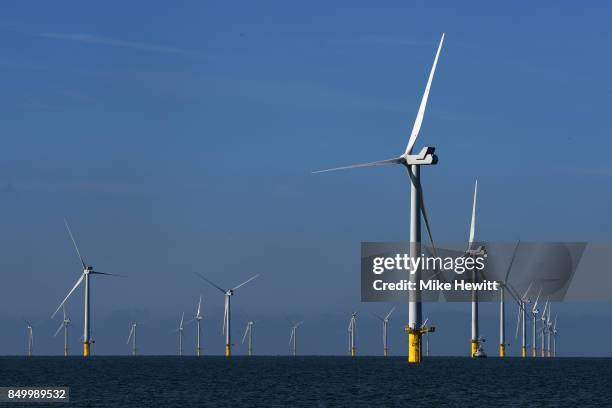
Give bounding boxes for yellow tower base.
[83,342,90,357]
[541,349,545,358]
[532,347,537,358]
[471,340,479,357]
[521,346,527,357]
[383,348,388,357]
[351,347,356,357]
[408,332,421,363]
[499,343,506,357]
[225,344,231,357]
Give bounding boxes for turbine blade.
[54,322,63,337]
[312,157,403,174]
[193,272,226,294]
[289,329,294,346]
[421,317,429,328]
[62,305,66,321]
[385,306,396,320]
[242,323,249,344]
[196,295,202,317]
[232,274,260,291]
[179,312,184,329]
[89,271,122,277]
[521,282,533,301]
[127,326,134,344]
[532,287,542,312]
[222,303,228,335]
[468,180,478,246]
[405,33,445,155]
[64,218,86,269]
[515,304,522,339]
[503,241,521,283]
[52,273,84,318]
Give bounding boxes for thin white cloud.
[40,33,203,58]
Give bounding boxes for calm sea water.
[1,356,611,407]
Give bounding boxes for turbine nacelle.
[401,146,438,166]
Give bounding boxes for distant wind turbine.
[530,287,543,357]
[373,307,395,357]
[515,282,533,357]
[499,242,520,357]
[127,322,137,356]
[194,273,259,357]
[52,219,119,357]
[186,296,204,356]
[540,299,549,357]
[314,33,445,364]
[348,312,358,357]
[25,320,34,357]
[172,312,185,356]
[288,320,303,356]
[242,321,255,356]
[53,305,71,356]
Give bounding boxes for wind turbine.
[314,33,445,363]
[514,283,532,358]
[465,180,486,358]
[499,242,520,357]
[530,287,543,357]
[421,317,436,357]
[195,273,259,357]
[25,320,34,357]
[546,304,553,357]
[348,312,357,357]
[186,296,204,356]
[540,299,549,357]
[53,305,71,356]
[288,320,303,356]
[552,315,558,357]
[242,321,254,356]
[127,322,137,356]
[373,307,396,356]
[173,312,185,356]
[52,219,118,357]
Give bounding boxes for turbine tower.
[552,315,558,357]
[242,321,254,356]
[314,33,445,364]
[127,322,137,356]
[53,305,71,356]
[187,296,204,356]
[373,307,395,356]
[52,219,117,357]
[499,242,520,357]
[546,304,552,357]
[25,321,34,357]
[465,181,486,358]
[195,273,259,357]
[288,320,303,356]
[348,312,357,357]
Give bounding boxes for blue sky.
[1,1,612,355]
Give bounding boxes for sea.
[1,356,610,407]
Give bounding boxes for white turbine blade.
[515,304,522,339]
[521,282,533,301]
[222,303,228,335]
[179,312,184,329]
[313,157,403,174]
[541,299,549,319]
[193,273,226,294]
[196,295,202,318]
[421,317,429,328]
[532,287,542,312]
[127,326,134,344]
[242,323,249,344]
[468,180,478,246]
[289,329,294,348]
[89,271,122,277]
[52,273,84,318]
[553,315,557,330]
[232,274,260,291]
[53,322,63,337]
[64,218,86,269]
[385,306,396,320]
[405,33,445,155]
[503,241,521,284]
[62,305,66,321]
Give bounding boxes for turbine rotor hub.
[402,146,438,166]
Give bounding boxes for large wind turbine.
[499,242,520,357]
[242,321,254,356]
[187,296,204,356]
[52,220,117,357]
[25,321,34,357]
[53,306,71,356]
[373,307,396,357]
[127,322,137,356]
[288,320,303,356]
[348,312,357,357]
[465,181,486,358]
[195,273,259,357]
[314,33,445,364]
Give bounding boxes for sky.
[1,1,612,356]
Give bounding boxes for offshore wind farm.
[2,1,612,407]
